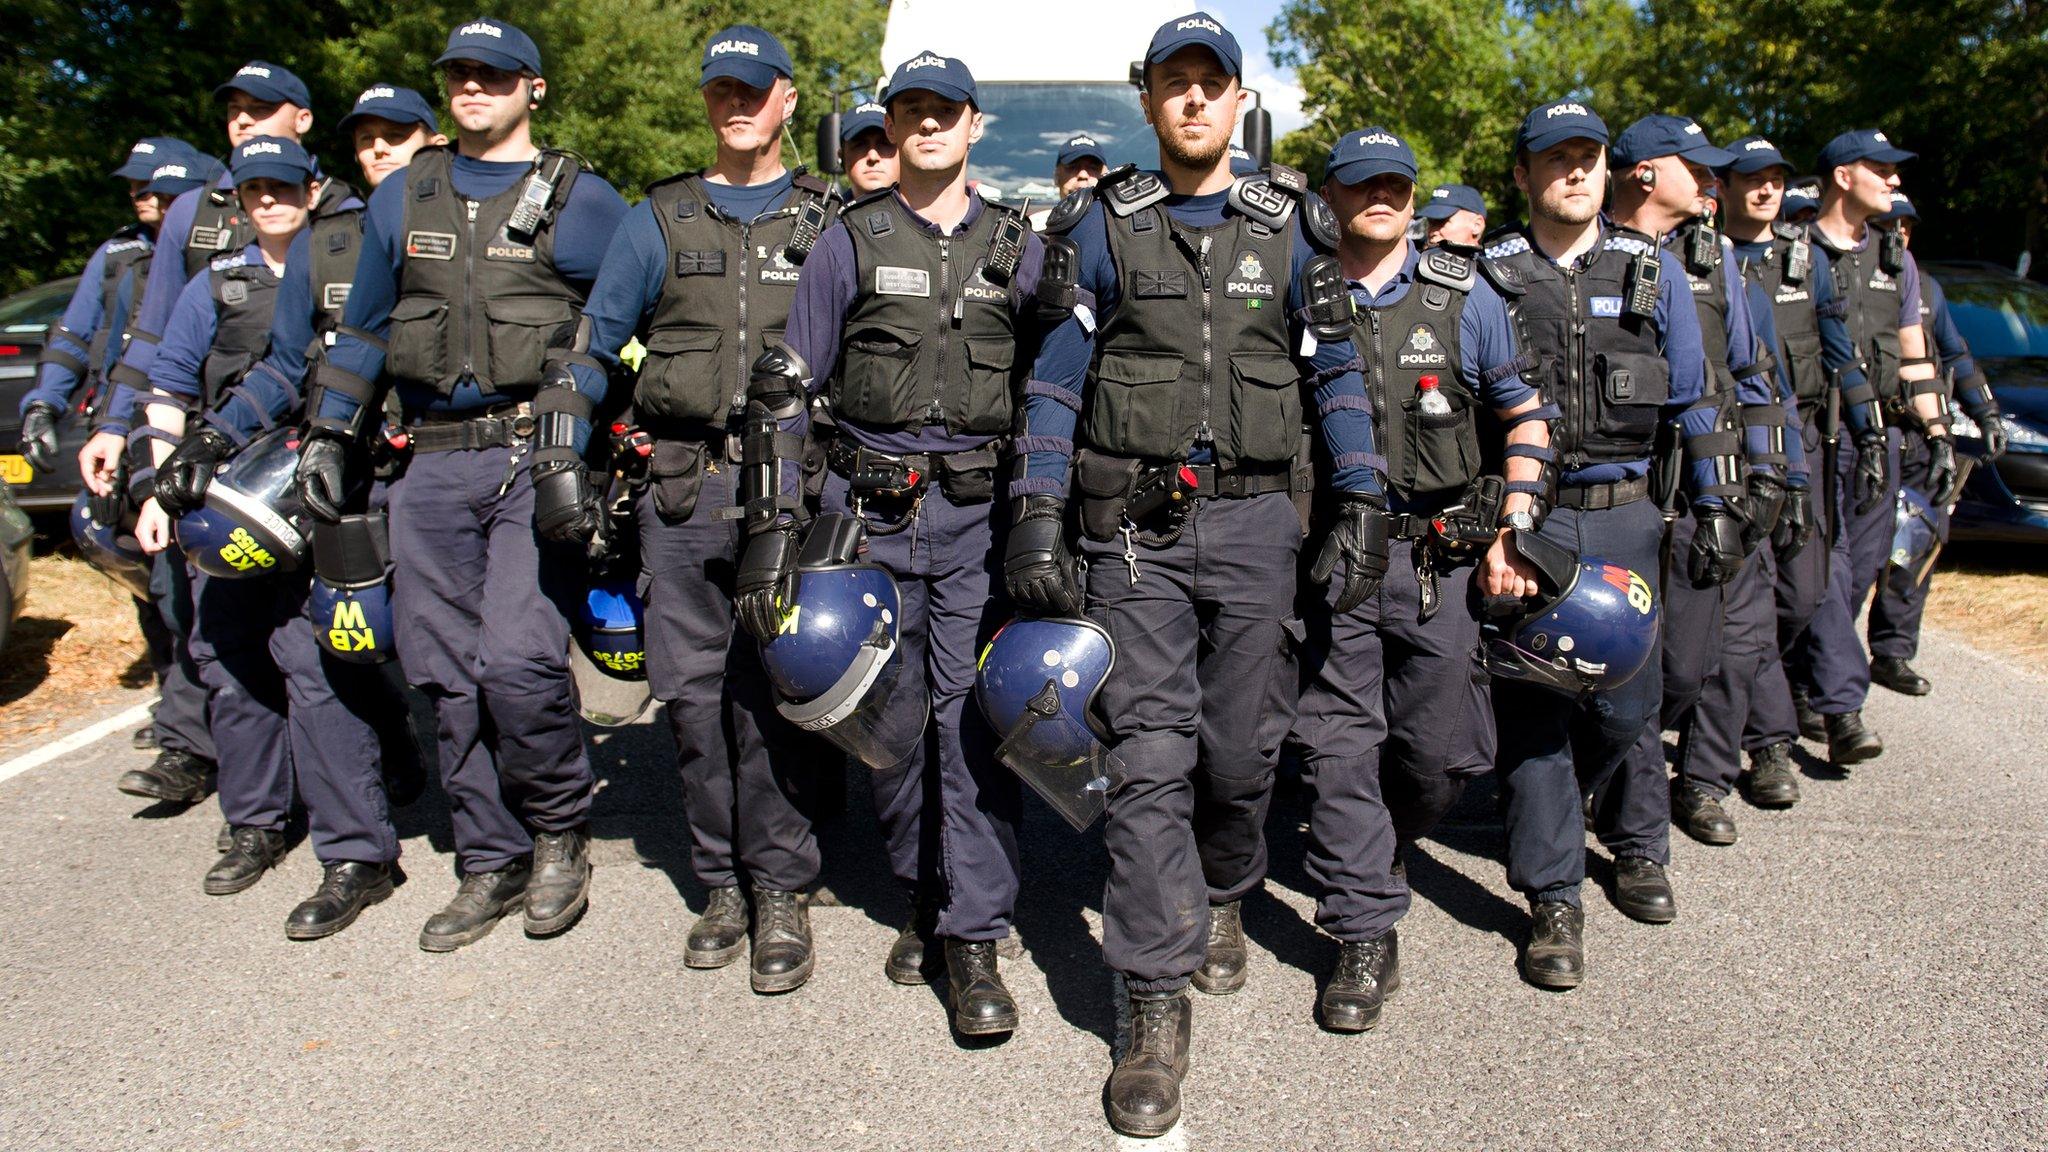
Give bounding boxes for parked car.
[0,479,31,652]
[1921,261,2048,544]
[0,276,92,512]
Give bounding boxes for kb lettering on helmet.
[220,526,277,572]
[327,600,377,653]
[1546,102,1590,119]
[458,21,503,37]
[1176,17,1223,34]
[710,39,761,56]
[1432,187,1451,198]
[905,53,947,70]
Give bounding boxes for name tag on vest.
[189,227,230,251]
[323,283,352,311]
[406,231,457,260]
[875,266,930,297]
[675,250,726,276]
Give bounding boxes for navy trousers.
[1795,426,1901,715]
[1866,427,1946,661]
[149,551,214,763]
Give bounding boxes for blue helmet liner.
[976,615,1121,831]
[177,425,311,579]
[70,490,153,601]
[576,573,648,683]
[1483,529,1657,697]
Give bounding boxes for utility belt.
[1073,448,1296,547]
[1556,474,1650,510]
[407,401,537,454]
[826,437,999,507]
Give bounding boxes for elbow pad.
[1298,254,1354,341]
[747,343,811,420]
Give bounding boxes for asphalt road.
[2,627,2043,1152]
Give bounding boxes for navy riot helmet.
[569,571,654,727]
[1482,529,1657,696]
[176,425,311,579]
[70,490,153,600]
[309,510,395,663]
[976,615,1120,831]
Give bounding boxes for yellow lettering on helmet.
[331,600,368,631]
[777,604,801,636]
[1627,572,1654,615]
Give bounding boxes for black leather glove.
[1309,494,1390,614]
[1852,429,1890,517]
[735,526,801,642]
[1741,471,1785,555]
[1972,407,2007,460]
[153,426,234,517]
[296,434,350,524]
[1771,483,1814,559]
[1688,506,1746,586]
[1003,495,1082,617]
[532,461,600,543]
[1926,433,1960,506]
[18,400,61,473]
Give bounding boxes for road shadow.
[0,616,70,707]
[1013,794,1116,1046]
[1787,741,1849,783]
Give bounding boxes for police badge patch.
[1397,323,1448,369]
[1223,250,1276,300]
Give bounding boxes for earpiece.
[1640,167,1657,189]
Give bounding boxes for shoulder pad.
[1045,186,1095,234]
[1100,165,1169,218]
[312,178,361,218]
[1264,163,1309,198]
[1476,255,1526,296]
[1227,174,1297,229]
[790,169,831,197]
[641,171,696,198]
[1417,246,1476,293]
[1771,221,1803,242]
[1300,191,1339,253]
[845,185,895,210]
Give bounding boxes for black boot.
[1319,930,1400,1033]
[117,748,214,804]
[286,861,395,940]
[1870,656,1931,696]
[1826,710,1884,765]
[1793,688,1826,743]
[215,821,233,853]
[1521,901,1584,989]
[1107,989,1191,1137]
[1671,781,1738,846]
[885,891,940,985]
[944,939,1018,1036]
[419,862,530,953]
[1612,857,1676,923]
[203,827,287,895]
[686,885,749,969]
[1739,743,1802,808]
[1191,900,1247,995]
[524,826,591,937]
[751,888,814,994]
[131,721,158,750]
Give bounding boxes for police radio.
[1624,250,1661,320]
[1684,221,1719,275]
[1878,225,1907,275]
[1784,236,1812,285]
[983,206,1029,286]
[507,153,572,240]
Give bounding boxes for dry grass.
[0,550,155,753]
[1922,544,2048,666]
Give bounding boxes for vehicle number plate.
[0,455,32,484]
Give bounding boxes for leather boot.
[215,821,233,853]
[1739,743,1801,808]
[1521,901,1584,989]
[1612,857,1676,923]
[944,939,1018,1036]
[1319,930,1400,1032]
[131,722,158,750]
[286,861,395,940]
[1671,781,1738,846]
[203,827,286,895]
[1793,688,1826,743]
[1870,656,1931,696]
[686,885,749,968]
[524,826,591,937]
[1191,901,1247,995]
[117,748,214,803]
[1107,989,1191,1137]
[1826,710,1884,765]
[419,862,530,953]
[885,892,940,985]
[750,888,814,994]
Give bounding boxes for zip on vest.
[464,199,479,383]
[926,237,951,425]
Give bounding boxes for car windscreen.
[1941,273,2048,358]
[0,278,78,337]
[967,82,1156,206]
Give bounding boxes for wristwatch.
[1503,510,1536,533]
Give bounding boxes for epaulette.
[1603,232,1657,258]
[1099,164,1169,219]
[844,185,896,211]
[1482,232,1532,261]
[1417,245,1477,293]
[209,252,245,273]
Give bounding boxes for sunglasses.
[441,61,521,87]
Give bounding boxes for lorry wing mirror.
[817,112,844,175]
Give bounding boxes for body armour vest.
[635,171,839,426]
[87,226,155,381]
[183,184,258,281]
[1673,220,1736,399]
[1356,246,1483,501]
[200,256,282,407]
[1485,226,1671,470]
[1744,224,1826,415]
[1081,172,1302,469]
[306,179,363,334]
[383,146,586,397]
[830,190,1021,437]
[1812,224,1904,406]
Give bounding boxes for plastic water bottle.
[1417,374,1456,426]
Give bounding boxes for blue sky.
[1204,0,1309,137]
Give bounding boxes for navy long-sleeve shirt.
[1673,230,1789,479]
[102,174,236,434]
[23,228,152,416]
[1917,273,1986,413]
[1731,237,1875,437]
[1015,186,1380,501]
[314,152,628,428]
[1734,265,1811,483]
[145,244,271,405]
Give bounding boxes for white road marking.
[0,699,156,785]
[1114,1122,1189,1151]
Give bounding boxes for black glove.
[532,461,600,543]
[1687,506,1746,586]
[735,526,800,642]
[153,426,234,517]
[1926,433,1960,506]
[1771,483,1814,559]
[18,400,61,473]
[1852,429,1890,517]
[296,434,350,524]
[1004,495,1082,617]
[1308,495,1390,614]
[1741,471,1785,555]
[1972,407,2007,460]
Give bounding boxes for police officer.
[1480,100,1720,988]
[536,25,832,993]
[1418,183,1487,249]
[340,83,448,190]
[1296,127,1553,1031]
[1792,129,1954,764]
[1008,14,1382,1134]
[295,18,629,951]
[735,49,1042,1031]
[839,100,897,197]
[1054,134,1109,197]
[1781,183,1821,226]
[1592,116,1762,896]
[1866,192,1990,695]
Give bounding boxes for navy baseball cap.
[700,24,794,91]
[1880,191,1920,222]
[435,18,544,75]
[139,145,210,195]
[1610,115,1737,170]
[1057,135,1109,168]
[1325,127,1417,186]
[886,51,977,107]
[1145,12,1243,79]
[114,137,192,181]
[214,61,311,109]
[1419,183,1487,221]
[229,136,316,186]
[1816,128,1915,173]
[840,100,887,144]
[1228,145,1258,176]
[1781,185,1820,219]
[338,84,438,134]
[1723,134,1791,175]
[1516,100,1608,155]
